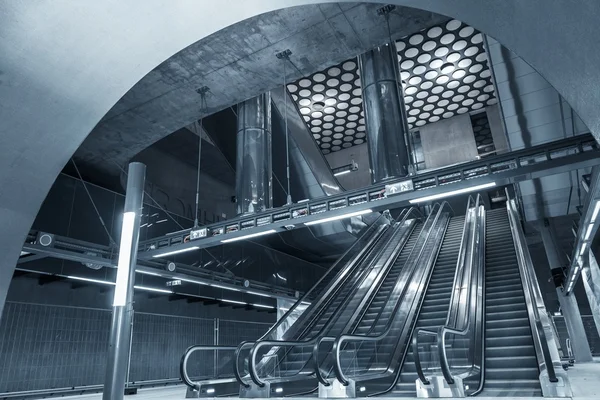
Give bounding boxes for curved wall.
[2,0,600,318]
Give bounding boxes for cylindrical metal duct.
[236,93,273,215]
[359,42,411,183]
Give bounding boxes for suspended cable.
[70,158,116,246]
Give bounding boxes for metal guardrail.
[139,134,599,258]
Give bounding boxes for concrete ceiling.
[75,3,446,177]
[4,0,600,322]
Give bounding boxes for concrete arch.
[1,0,599,316]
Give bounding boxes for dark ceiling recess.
[288,19,497,156]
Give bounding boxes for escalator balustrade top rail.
[180,345,237,390]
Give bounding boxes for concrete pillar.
[103,162,145,400]
[236,93,272,214]
[584,251,600,342]
[539,222,594,362]
[359,43,410,183]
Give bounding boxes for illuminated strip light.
[67,276,115,285]
[114,212,136,306]
[409,182,496,204]
[247,290,271,297]
[212,283,240,291]
[152,246,200,258]
[206,389,215,394]
[591,201,600,223]
[584,224,594,241]
[134,285,173,294]
[252,304,275,309]
[333,170,351,177]
[221,229,277,243]
[275,388,283,393]
[305,209,373,226]
[179,277,210,286]
[136,270,162,277]
[580,242,588,256]
[221,299,247,305]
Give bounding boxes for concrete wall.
[419,113,478,169]
[486,36,591,221]
[486,36,589,151]
[325,143,371,190]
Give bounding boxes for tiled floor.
[61,361,600,399]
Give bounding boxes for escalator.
[326,203,455,397]
[239,210,426,396]
[314,222,424,385]
[392,216,465,397]
[482,208,541,396]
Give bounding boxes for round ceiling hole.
[299,99,311,106]
[343,61,357,71]
[313,93,324,102]
[287,84,298,92]
[427,26,443,38]
[441,63,455,74]
[459,26,475,37]
[440,33,455,45]
[327,78,339,87]
[453,40,468,51]
[339,93,351,101]
[299,79,312,87]
[405,48,419,58]
[422,41,436,52]
[464,46,479,57]
[430,59,444,69]
[299,89,311,97]
[452,69,466,79]
[446,20,462,31]
[471,33,483,44]
[401,60,415,70]
[313,73,326,82]
[300,107,310,115]
[341,73,354,82]
[409,34,424,45]
[447,52,461,63]
[425,70,438,80]
[435,47,449,57]
[328,67,341,76]
[436,75,449,84]
[325,98,337,106]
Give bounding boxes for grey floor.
[61,360,600,399]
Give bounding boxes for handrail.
[234,213,389,387]
[413,194,485,389]
[505,190,559,384]
[180,345,237,390]
[247,208,423,387]
[312,207,423,386]
[332,202,452,386]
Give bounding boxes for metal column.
[584,251,600,342]
[236,93,273,215]
[540,222,594,362]
[359,42,411,183]
[103,162,146,400]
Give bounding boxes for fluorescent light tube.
[134,285,172,294]
[252,304,275,309]
[179,277,210,286]
[221,299,247,305]
[580,242,588,255]
[206,389,215,394]
[334,170,351,177]
[305,209,373,226]
[409,182,496,204]
[212,283,240,291]
[67,276,115,285]
[136,270,162,277]
[246,290,271,298]
[275,388,283,393]
[220,229,277,243]
[591,201,600,223]
[584,224,594,241]
[113,212,136,306]
[152,246,200,258]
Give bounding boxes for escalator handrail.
[247,210,421,387]
[505,191,559,383]
[180,345,237,390]
[312,207,423,386]
[332,202,453,386]
[413,194,485,387]
[234,213,389,387]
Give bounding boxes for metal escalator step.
[486,309,528,321]
[486,335,535,348]
[486,345,536,357]
[484,367,539,380]
[486,289,524,299]
[485,295,526,307]
[486,355,538,369]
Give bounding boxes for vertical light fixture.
[113,211,136,306]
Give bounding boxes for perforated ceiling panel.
[287,60,365,155]
[288,19,496,155]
